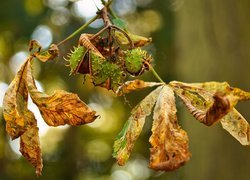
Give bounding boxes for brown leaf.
[221,108,250,145]
[169,81,239,126]
[149,85,190,171]
[25,60,97,126]
[3,58,36,139]
[115,79,163,96]
[20,126,43,176]
[184,81,250,144]
[79,33,104,58]
[113,86,163,165]
[3,58,43,175]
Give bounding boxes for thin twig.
[57,15,99,47]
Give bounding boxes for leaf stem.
[149,65,165,84]
[57,15,99,47]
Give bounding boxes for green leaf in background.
[112,18,127,29]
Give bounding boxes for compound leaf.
[113,86,163,165]
[149,85,190,171]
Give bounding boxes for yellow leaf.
[149,85,190,171]
[116,79,163,96]
[113,86,163,165]
[25,60,97,126]
[20,126,43,176]
[115,31,152,47]
[221,108,250,145]
[3,58,36,139]
[190,81,250,102]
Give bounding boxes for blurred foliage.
[0,0,250,179]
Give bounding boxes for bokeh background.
[1,0,250,179]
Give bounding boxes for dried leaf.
[185,82,250,144]
[29,40,42,54]
[29,40,59,62]
[25,60,97,126]
[221,108,250,145]
[149,85,190,171]
[113,86,163,165]
[169,81,237,126]
[190,81,250,102]
[3,58,43,175]
[20,122,42,176]
[3,59,36,139]
[33,44,59,62]
[115,79,163,96]
[79,33,104,58]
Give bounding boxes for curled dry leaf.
[221,109,250,145]
[34,44,59,62]
[169,81,240,126]
[29,40,59,62]
[25,60,97,126]
[3,58,43,175]
[115,79,163,96]
[79,33,104,58]
[113,86,163,165]
[170,81,250,145]
[3,59,36,139]
[149,85,190,171]
[29,40,42,54]
[189,82,250,145]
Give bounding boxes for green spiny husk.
[90,51,123,91]
[124,48,152,76]
[67,46,87,75]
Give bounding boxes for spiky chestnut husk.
[91,52,109,85]
[90,52,124,91]
[124,48,152,76]
[66,46,87,75]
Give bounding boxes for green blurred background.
[1,0,250,179]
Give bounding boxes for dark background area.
[0,0,250,179]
